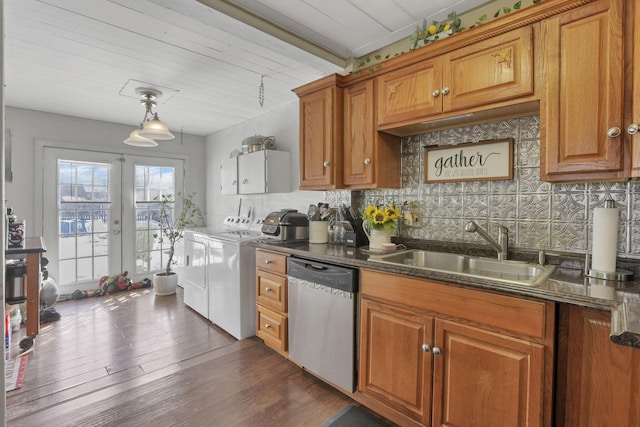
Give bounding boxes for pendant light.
[140,112,175,140]
[124,128,158,147]
[123,88,174,146]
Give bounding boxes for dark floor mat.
[320,405,392,427]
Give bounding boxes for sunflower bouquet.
[362,202,401,234]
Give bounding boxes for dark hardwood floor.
[6,287,359,426]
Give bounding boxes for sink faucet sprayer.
[464,221,508,260]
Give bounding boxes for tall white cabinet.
[220,150,290,194]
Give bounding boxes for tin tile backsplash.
[330,115,640,259]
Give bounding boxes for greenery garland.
[353,0,543,75]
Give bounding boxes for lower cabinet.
[556,305,640,426]
[358,269,554,427]
[255,249,289,356]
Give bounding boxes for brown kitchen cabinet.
[358,269,554,427]
[343,79,400,189]
[540,0,630,181]
[629,0,640,177]
[255,249,289,356]
[376,26,534,129]
[359,299,434,423]
[293,74,344,190]
[556,305,640,426]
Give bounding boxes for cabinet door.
[298,85,343,190]
[443,26,533,112]
[359,298,433,425]
[432,320,545,427]
[630,0,640,177]
[540,0,626,181]
[559,305,640,426]
[344,80,375,187]
[237,151,265,194]
[220,157,238,194]
[376,59,442,126]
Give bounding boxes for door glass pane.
[57,160,112,285]
[135,165,176,274]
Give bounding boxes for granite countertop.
[252,239,640,349]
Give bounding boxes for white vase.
[153,272,178,296]
[368,229,392,251]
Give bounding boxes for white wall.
[206,101,324,225]
[5,107,208,234]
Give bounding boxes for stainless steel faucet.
[464,221,508,260]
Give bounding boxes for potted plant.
[362,202,400,251]
[152,192,204,295]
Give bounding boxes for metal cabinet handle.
[242,179,249,184]
[441,86,450,95]
[186,255,190,267]
[364,158,371,165]
[607,127,622,138]
[265,323,272,329]
[432,89,440,97]
[432,346,442,356]
[265,259,272,264]
[265,287,272,292]
[422,344,431,353]
[231,180,237,185]
[628,124,639,135]
[323,161,330,168]
[113,230,120,235]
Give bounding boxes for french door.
[43,147,183,290]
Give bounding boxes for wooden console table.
[6,236,47,336]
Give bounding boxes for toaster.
[262,209,309,242]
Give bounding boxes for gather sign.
[424,138,514,183]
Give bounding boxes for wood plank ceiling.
[4,0,491,137]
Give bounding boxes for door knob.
[607,127,622,138]
[441,86,450,95]
[323,161,330,168]
[432,89,440,97]
[364,158,371,165]
[422,344,431,352]
[628,124,639,135]
[432,347,442,356]
[265,287,272,292]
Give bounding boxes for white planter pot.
[153,272,178,296]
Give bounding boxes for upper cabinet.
[343,80,400,189]
[220,150,290,195]
[293,75,344,191]
[376,27,534,129]
[293,0,638,187]
[540,0,628,181]
[628,0,640,178]
[220,157,238,195]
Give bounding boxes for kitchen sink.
[368,249,556,286]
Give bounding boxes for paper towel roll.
[591,205,619,273]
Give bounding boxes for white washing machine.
[182,217,264,339]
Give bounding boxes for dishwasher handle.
[287,257,358,293]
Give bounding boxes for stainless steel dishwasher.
[287,257,358,392]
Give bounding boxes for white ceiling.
[4,0,491,137]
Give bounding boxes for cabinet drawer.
[256,305,288,352]
[256,249,288,275]
[256,270,287,312]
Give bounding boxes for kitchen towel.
[591,203,619,273]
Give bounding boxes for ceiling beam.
[196,0,348,68]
